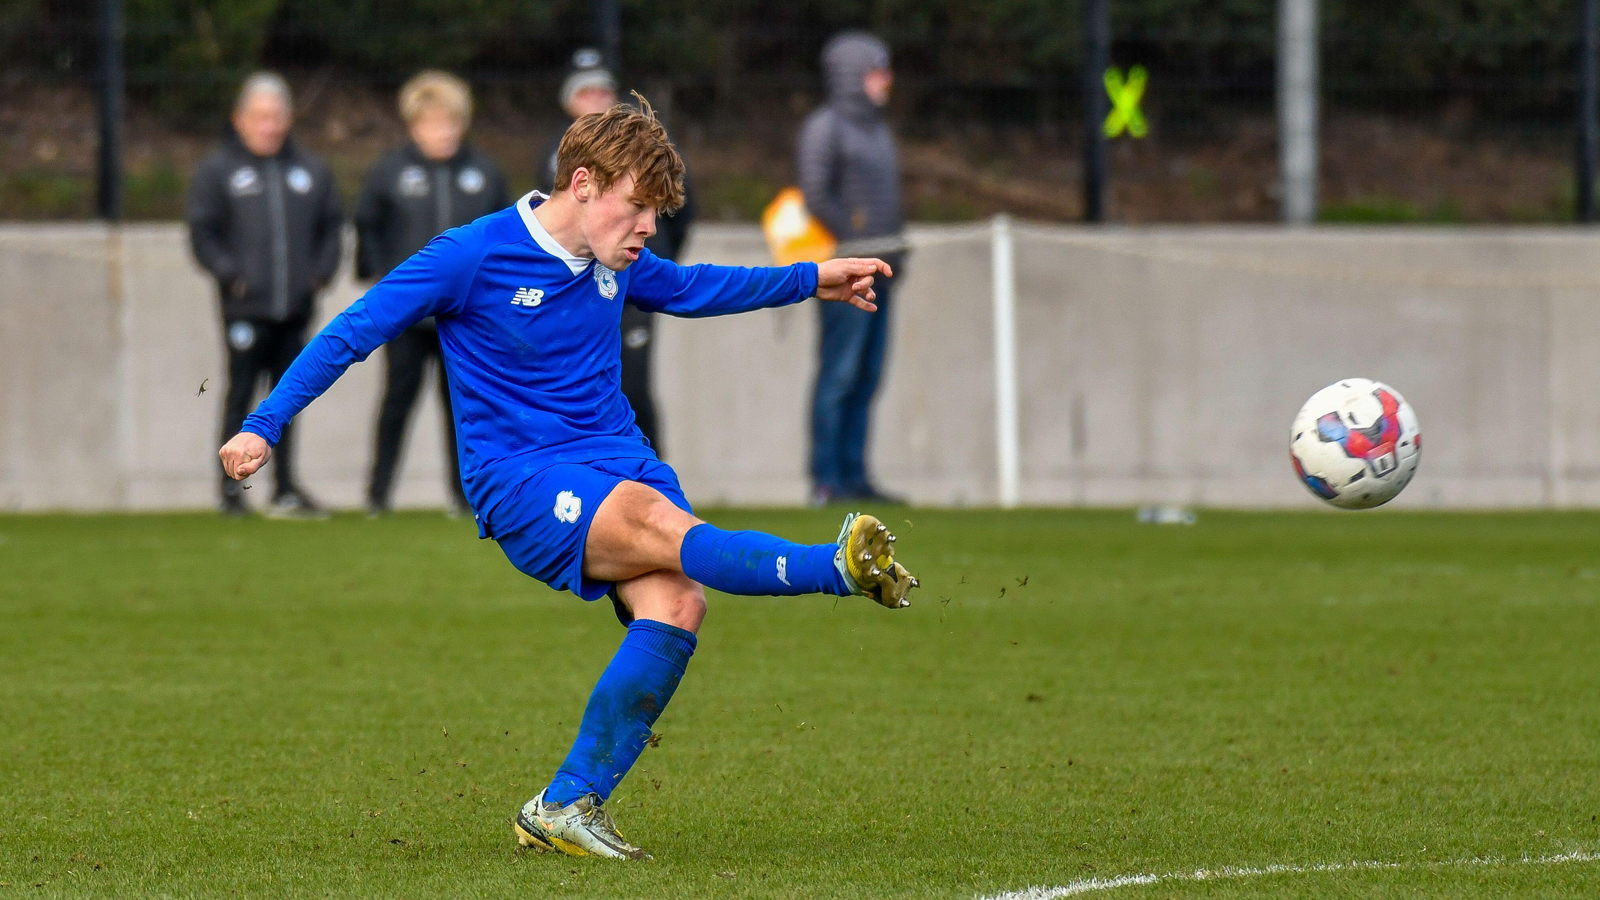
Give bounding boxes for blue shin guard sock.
[679,522,850,596]
[544,619,697,806]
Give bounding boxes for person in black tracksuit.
[537,50,696,455]
[356,71,510,515]
[186,72,343,518]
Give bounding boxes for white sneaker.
[513,789,650,860]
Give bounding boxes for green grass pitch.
[2,508,1598,898]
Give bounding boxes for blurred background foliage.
[1,0,1581,125]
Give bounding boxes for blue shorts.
[489,457,693,601]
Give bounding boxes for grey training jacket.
[795,31,904,255]
[186,131,344,323]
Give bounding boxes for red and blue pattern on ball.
[1292,453,1340,500]
[1316,388,1403,474]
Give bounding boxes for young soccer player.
[218,99,918,860]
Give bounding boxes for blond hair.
[553,93,685,212]
[398,71,473,127]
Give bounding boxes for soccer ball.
[1289,378,1421,509]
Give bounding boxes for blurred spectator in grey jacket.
[187,72,342,519]
[355,71,509,516]
[797,32,906,505]
[538,49,696,455]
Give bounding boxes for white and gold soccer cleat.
[834,512,918,608]
[514,790,650,860]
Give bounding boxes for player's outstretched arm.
[813,257,893,312]
[225,230,480,460]
[625,252,892,318]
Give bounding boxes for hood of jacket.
[823,31,890,121]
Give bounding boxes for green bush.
[126,0,283,117]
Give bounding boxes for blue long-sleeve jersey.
[242,192,818,536]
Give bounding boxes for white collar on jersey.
[516,191,593,276]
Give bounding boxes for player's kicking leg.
[584,481,919,608]
[513,480,918,859]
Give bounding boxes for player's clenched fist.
[219,431,272,480]
[815,257,894,312]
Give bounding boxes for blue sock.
[544,619,697,806]
[679,523,850,596]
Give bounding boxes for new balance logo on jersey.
[511,287,544,308]
[776,556,790,586]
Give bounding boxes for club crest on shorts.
[228,321,257,351]
[553,490,582,524]
[593,264,618,299]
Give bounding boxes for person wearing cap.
[355,71,510,516]
[797,32,907,506]
[538,49,696,456]
[186,71,343,519]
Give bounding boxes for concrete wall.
[5,221,1600,511]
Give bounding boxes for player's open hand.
[219,431,272,480]
[815,257,893,312]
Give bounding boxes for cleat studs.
[909,578,920,588]
[887,534,896,543]
[876,523,887,532]
[869,566,881,576]
[899,599,909,607]
[861,551,872,562]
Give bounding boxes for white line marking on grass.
[980,850,1600,899]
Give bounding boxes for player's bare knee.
[659,582,707,632]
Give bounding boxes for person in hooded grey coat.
[797,31,906,505]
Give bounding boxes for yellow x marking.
[1103,65,1148,139]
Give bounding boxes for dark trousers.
[369,326,468,509]
[220,317,307,500]
[810,274,893,493]
[620,305,662,454]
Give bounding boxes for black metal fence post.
[1083,0,1109,223]
[595,0,622,78]
[1580,0,1598,223]
[97,0,125,221]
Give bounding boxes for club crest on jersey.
[593,264,618,299]
[286,166,314,194]
[510,287,544,308]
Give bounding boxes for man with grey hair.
[798,31,906,505]
[187,72,344,518]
